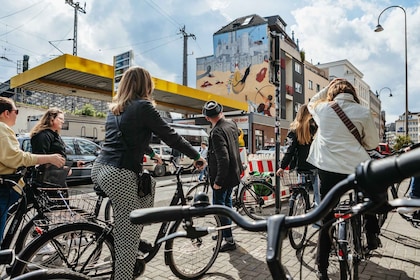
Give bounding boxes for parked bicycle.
[1,165,111,256]
[280,169,316,249]
[130,146,420,280]
[11,158,222,280]
[186,168,277,220]
[0,248,90,280]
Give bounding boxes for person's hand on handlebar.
[194,157,207,170]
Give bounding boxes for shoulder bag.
[329,101,363,146]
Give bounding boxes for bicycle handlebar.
[131,147,420,229]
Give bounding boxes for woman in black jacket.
[91,66,205,280]
[276,104,320,207]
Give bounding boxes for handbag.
[114,115,152,197]
[137,172,152,197]
[329,101,363,146]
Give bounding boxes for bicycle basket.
[251,172,273,196]
[280,170,299,189]
[34,190,97,227]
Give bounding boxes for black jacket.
[96,100,199,174]
[280,120,317,171]
[207,118,243,188]
[31,129,66,157]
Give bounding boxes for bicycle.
[130,146,420,279]
[11,158,222,280]
[0,248,90,280]
[1,165,111,256]
[186,168,277,220]
[280,169,316,250]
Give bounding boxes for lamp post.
[375,5,408,137]
[375,87,393,141]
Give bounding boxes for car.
[17,135,101,183]
[143,144,194,177]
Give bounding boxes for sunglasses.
[9,109,19,115]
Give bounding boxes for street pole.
[375,6,408,137]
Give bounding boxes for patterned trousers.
[91,162,155,280]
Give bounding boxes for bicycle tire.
[10,222,115,279]
[12,269,91,280]
[287,190,309,249]
[186,182,211,204]
[165,215,222,279]
[337,219,359,280]
[239,181,276,220]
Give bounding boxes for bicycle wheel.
[239,181,276,220]
[288,190,309,250]
[165,215,222,279]
[11,222,115,279]
[186,182,212,204]
[13,269,91,280]
[337,219,359,280]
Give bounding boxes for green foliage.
[95,111,107,118]
[393,135,412,151]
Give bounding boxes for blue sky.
[1,0,419,124]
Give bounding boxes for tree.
[393,135,411,151]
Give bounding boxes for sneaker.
[219,241,236,252]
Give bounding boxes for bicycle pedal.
[138,239,153,253]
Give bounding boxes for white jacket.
[307,87,379,174]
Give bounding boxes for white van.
[143,144,194,176]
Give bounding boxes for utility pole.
[179,26,195,86]
[65,0,86,56]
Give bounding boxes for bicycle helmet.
[202,100,223,117]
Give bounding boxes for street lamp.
[375,87,393,141]
[375,5,408,137]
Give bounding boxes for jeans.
[198,167,207,181]
[0,187,20,243]
[409,176,420,198]
[212,187,233,239]
[298,169,320,206]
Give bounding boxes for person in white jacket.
[307,78,379,280]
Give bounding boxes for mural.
[196,23,275,116]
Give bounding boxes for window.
[77,139,100,155]
[316,84,321,92]
[294,63,301,74]
[295,82,302,94]
[308,80,313,90]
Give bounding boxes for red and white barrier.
[245,154,290,199]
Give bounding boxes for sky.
[0,0,419,124]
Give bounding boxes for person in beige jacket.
[0,97,65,242]
[307,79,379,280]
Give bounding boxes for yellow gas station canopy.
[10,54,247,114]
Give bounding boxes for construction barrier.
[246,154,291,199]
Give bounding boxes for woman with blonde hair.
[276,104,320,207]
[91,66,206,280]
[307,78,379,280]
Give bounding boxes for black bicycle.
[11,158,222,280]
[1,165,111,256]
[0,248,90,280]
[186,168,276,220]
[280,170,315,249]
[130,147,420,279]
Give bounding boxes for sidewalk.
[138,182,420,279]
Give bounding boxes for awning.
[10,54,248,115]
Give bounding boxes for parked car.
[17,135,101,183]
[143,144,194,177]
